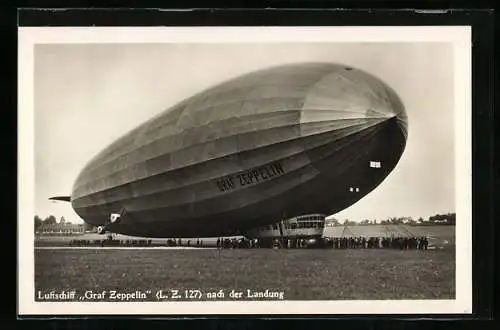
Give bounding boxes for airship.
[51,63,408,238]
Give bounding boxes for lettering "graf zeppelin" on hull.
[215,162,285,192]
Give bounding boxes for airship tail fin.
[49,196,71,202]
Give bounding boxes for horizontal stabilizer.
[49,196,71,202]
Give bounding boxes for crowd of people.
[69,238,153,247]
[323,236,429,250]
[213,236,430,250]
[165,238,207,247]
[68,235,429,249]
[216,237,257,249]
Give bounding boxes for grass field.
[35,248,455,301]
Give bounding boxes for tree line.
[34,214,61,232]
[327,212,456,226]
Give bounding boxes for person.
[418,237,424,250]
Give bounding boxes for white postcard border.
[18,26,472,315]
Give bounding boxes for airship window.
[370,161,382,168]
[355,187,360,192]
[349,187,354,192]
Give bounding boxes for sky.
[33,42,455,224]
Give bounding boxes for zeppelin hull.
[71,63,408,238]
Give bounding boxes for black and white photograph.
[18,26,472,315]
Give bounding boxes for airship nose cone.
[300,66,408,142]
